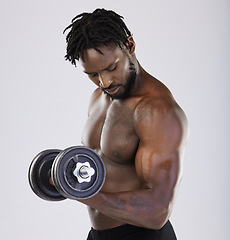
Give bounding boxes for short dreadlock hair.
[63,8,132,66]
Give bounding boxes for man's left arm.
[79,98,188,229]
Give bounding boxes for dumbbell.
[28,146,106,201]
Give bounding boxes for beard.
[102,60,137,100]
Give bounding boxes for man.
[63,8,188,240]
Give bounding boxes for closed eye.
[90,73,98,77]
[85,72,98,77]
[107,66,117,72]
[84,62,117,77]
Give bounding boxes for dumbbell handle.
[78,166,94,179]
[49,162,95,186]
[73,162,95,183]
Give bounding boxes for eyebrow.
[84,60,118,75]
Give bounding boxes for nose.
[99,73,112,89]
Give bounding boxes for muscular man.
[63,8,188,240]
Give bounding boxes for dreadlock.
[63,8,132,66]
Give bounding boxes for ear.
[126,36,136,54]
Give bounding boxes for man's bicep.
[134,98,186,191]
[135,141,181,193]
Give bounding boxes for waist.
[90,224,152,239]
[89,221,175,240]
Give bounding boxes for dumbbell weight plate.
[51,146,106,200]
[28,149,66,201]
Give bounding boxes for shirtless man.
[63,8,188,240]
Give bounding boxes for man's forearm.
[79,189,170,229]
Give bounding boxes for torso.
[81,75,175,230]
[82,91,142,190]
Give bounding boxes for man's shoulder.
[89,88,104,104]
[91,87,102,98]
[133,89,186,127]
[133,93,188,143]
[134,96,172,122]
[136,75,174,106]
[87,88,103,113]
[134,81,175,113]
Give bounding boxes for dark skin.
[77,37,188,230]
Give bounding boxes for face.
[79,44,136,100]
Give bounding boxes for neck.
[129,60,147,97]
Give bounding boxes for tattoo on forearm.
[129,193,152,215]
[129,193,141,207]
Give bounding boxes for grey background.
[1,0,229,239]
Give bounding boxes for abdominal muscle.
[87,150,142,230]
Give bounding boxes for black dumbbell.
[28,149,65,201]
[28,146,106,201]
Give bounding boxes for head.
[64,8,137,99]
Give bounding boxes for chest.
[82,100,139,163]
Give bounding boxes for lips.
[105,86,121,95]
